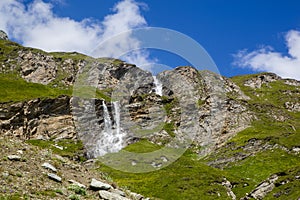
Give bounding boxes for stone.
[111,189,126,197]
[99,190,130,200]
[90,178,111,190]
[129,192,144,200]
[0,30,8,40]
[7,155,21,161]
[68,180,86,188]
[222,178,236,200]
[48,173,62,182]
[42,162,57,172]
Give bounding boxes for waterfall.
[94,101,124,157]
[153,76,163,96]
[102,101,112,133]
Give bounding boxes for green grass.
[263,166,300,199]
[225,149,300,198]
[96,141,235,200]
[0,73,72,103]
[0,194,30,200]
[68,184,86,196]
[163,122,176,137]
[231,73,300,109]
[26,139,85,160]
[73,85,111,102]
[124,139,162,153]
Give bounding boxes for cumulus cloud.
[234,30,300,80]
[0,0,153,68]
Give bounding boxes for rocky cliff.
[0,41,253,158]
[0,32,300,200]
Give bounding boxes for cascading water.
[112,101,122,148]
[153,76,163,96]
[103,101,112,133]
[94,101,124,157]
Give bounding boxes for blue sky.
[1,0,300,79]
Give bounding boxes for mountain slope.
[0,34,299,200]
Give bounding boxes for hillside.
[0,32,300,200]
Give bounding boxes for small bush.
[68,184,86,196]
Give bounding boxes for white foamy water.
[153,76,163,96]
[94,101,124,157]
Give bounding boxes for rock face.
[156,67,252,155]
[0,30,9,40]
[0,95,76,140]
[0,62,253,157]
[244,73,280,88]
[0,39,299,160]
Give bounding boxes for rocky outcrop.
[243,73,300,88]
[285,102,300,112]
[156,67,252,156]
[0,30,9,40]
[242,174,279,200]
[0,95,76,140]
[244,73,280,88]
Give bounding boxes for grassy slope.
[96,73,300,199]
[213,74,300,198]
[1,39,300,199]
[0,40,113,103]
[97,140,233,200]
[0,73,72,103]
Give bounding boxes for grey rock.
[0,95,76,140]
[0,30,8,40]
[222,178,236,200]
[111,189,126,197]
[99,190,130,200]
[90,178,111,190]
[285,102,300,112]
[7,155,21,161]
[284,79,300,86]
[242,174,278,200]
[129,192,144,200]
[244,73,279,89]
[68,180,86,188]
[42,162,57,172]
[48,173,62,182]
[2,171,9,178]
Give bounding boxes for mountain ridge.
[0,33,300,200]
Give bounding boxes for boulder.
[47,173,62,182]
[7,155,21,161]
[42,162,57,172]
[99,190,130,200]
[90,178,111,190]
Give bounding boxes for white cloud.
[0,0,153,68]
[234,30,300,80]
